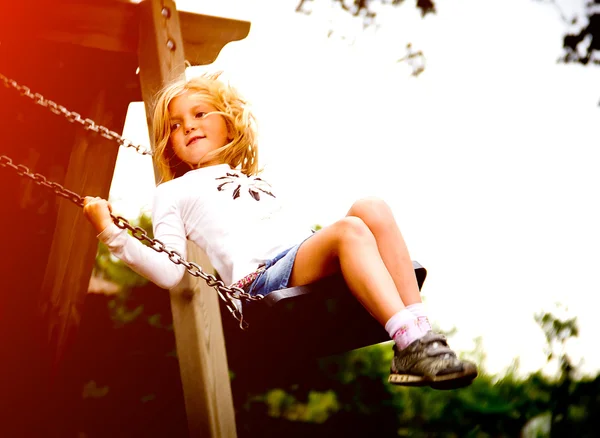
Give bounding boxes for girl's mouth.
[186,136,205,146]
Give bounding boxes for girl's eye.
[170,123,181,131]
[196,112,207,119]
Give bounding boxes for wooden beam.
[137,1,237,436]
[178,12,250,66]
[0,0,250,66]
[39,81,131,369]
[9,41,142,436]
[169,249,239,438]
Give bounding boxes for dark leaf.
[258,188,276,198]
[249,188,260,201]
[416,0,436,17]
[216,173,239,180]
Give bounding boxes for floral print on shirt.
[216,172,276,201]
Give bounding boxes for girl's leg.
[289,200,478,388]
[346,197,422,306]
[288,216,405,326]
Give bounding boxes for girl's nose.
[184,124,196,135]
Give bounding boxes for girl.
[83,73,477,389]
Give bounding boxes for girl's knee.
[348,197,393,225]
[334,216,374,244]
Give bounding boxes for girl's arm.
[83,195,186,289]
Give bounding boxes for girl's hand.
[83,196,114,234]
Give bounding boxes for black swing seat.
[221,261,427,369]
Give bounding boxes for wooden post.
[0,37,141,436]
[40,70,139,372]
[138,1,237,436]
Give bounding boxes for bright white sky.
[110,0,599,377]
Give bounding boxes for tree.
[296,0,600,92]
[297,0,598,63]
[295,0,436,24]
[534,310,579,438]
[554,0,599,66]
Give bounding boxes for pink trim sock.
[385,309,427,350]
[407,302,432,332]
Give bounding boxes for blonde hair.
[152,72,259,182]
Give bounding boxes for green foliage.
[93,211,153,288]
[92,210,156,327]
[534,310,578,363]
[256,388,340,423]
[95,240,148,288]
[107,293,144,327]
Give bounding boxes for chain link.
[0,72,154,157]
[0,154,264,330]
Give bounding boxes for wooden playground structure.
[0,1,427,436]
[0,1,249,436]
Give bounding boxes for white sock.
[385,309,427,350]
[407,302,432,332]
[406,302,426,318]
[385,309,416,338]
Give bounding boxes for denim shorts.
[247,241,307,297]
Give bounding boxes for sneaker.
[388,331,478,389]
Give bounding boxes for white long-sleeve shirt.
[98,164,312,289]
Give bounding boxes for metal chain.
[0,72,153,156]
[0,154,264,330]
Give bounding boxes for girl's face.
[168,91,230,169]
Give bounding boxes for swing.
[1,72,428,362]
[221,262,427,368]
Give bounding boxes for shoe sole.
[387,373,430,386]
[388,369,478,389]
